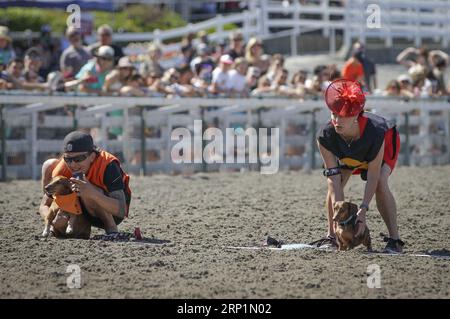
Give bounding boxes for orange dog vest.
[54,192,82,215]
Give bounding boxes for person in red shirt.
[342,52,365,84]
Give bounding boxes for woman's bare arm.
[318,142,344,203]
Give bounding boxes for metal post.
[404,112,410,166]
[1,105,6,181]
[31,111,38,180]
[201,107,207,173]
[330,27,336,56]
[72,105,78,130]
[447,111,450,164]
[310,110,317,169]
[256,107,262,172]
[140,106,146,176]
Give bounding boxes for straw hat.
[0,26,12,43]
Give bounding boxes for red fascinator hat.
[324,79,365,117]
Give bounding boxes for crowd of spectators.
[1,24,449,99]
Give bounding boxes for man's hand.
[70,177,101,199]
[355,208,367,238]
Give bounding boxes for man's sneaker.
[309,235,338,249]
[382,234,405,254]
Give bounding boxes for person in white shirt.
[227,57,248,97]
[210,54,233,95]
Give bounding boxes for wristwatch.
[359,203,369,211]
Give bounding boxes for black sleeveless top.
[317,112,394,170]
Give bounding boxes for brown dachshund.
[333,201,372,251]
[43,176,80,237]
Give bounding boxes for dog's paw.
[66,224,74,235]
[42,227,51,237]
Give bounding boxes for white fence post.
[322,0,330,38]
[385,1,393,48]
[30,111,38,180]
[153,29,161,45]
[414,2,422,48]
[329,27,336,57]
[291,0,300,57]
[343,0,352,50]
[122,107,130,166]
[447,111,450,164]
[260,0,269,36]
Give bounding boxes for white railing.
[262,0,450,55]
[10,0,450,60]
[122,0,450,58]
[116,10,262,43]
[1,94,450,180]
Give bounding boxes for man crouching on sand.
[39,131,131,238]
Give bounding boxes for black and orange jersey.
[317,112,396,171]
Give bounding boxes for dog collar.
[54,193,82,215]
[339,214,357,227]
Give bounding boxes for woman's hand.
[355,208,367,238]
[70,177,100,199]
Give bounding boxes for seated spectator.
[197,30,213,54]
[145,71,165,95]
[329,69,342,81]
[178,33,196,65]
[291,70,308,98]
[21,47,47,91]
[246,66,261,91]
[210,54,233,95]
[161,67,194,98]
[0,26,16,68]
[190,43,215,84]
[0,58,24,90]
[383,80,401,97]
[88,25,124,65]
[245,38,269,74]
[120,74,148,97]
[177,64,197,97]
[226,30,245,60]
[266,54,285,83]
[409,64,433,98]
[60,26,91,80]
[104,56,135,94]
[75,45,115,94]
[140,43,165,84]
[251,75,273,96]
[176,44,195,68]
[397,74,415,99]
[211,40,227,64]
[271,69,299,98]
[305,65,331,96]
[227,57,248,97]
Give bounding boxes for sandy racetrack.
[0,166,449,298]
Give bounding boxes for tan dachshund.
[333,201,372,251]
[43,176,81,237]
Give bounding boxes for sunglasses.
[63,152,91,164]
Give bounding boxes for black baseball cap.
[63,131,95,153]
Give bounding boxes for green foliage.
[0,5,186,33]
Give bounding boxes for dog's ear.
[333,201,342,210]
